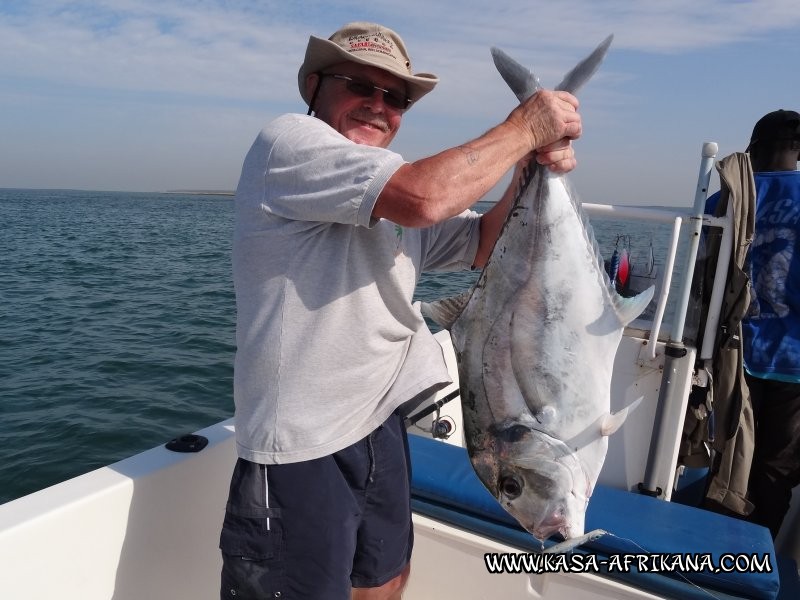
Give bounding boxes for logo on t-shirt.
[394,224,404,256]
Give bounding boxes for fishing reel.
[431,410,456,440]
[404,389,459,440]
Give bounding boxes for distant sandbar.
[166,190,234,197]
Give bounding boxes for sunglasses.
[322,73,411,110]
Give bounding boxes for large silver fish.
[423,36,653,542]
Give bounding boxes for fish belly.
[455,172,621,451]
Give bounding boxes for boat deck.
[410,433,797,600]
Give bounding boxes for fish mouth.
[530,511,569,541]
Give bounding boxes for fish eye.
[500,475,524,499]
[497,424,530,443]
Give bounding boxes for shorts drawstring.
[263,464,271,531]
[366,431,376,484]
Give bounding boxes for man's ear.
[305,73,320,103]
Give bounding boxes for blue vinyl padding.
[409,434,784,600]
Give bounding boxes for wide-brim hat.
[746,109,800,152]
[298,22,439,107]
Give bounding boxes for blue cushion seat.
[409,434,787,600]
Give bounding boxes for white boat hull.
[4,415,795,599]
[0,420,233,598]
[0,417,661,600]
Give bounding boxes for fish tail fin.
[601,395,643,436]
[491,35,613,103]
[420,290,472,330]
[555,35,614,95]
[612,284,655,327]
[490,48,542,104]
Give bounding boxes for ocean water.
[1,189,237,504]
[0,189,690,504]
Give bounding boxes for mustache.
[349,110,390,133]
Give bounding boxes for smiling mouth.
[351,112,389,132]
[356,120,387,132]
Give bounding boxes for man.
[739,110,800,538]
[221,22,582,599]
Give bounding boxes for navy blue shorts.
[219,411,413,599]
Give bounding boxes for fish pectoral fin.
[420,290,472,330]
[612,285,655,327]
[600,396,643,436]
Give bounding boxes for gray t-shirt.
[233,113,481,464]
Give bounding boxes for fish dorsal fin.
[420,290,472,330]
[611,285,655,327]
[600,396,643,436]
[555,174,653,330]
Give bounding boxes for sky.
[1,1,798,206]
